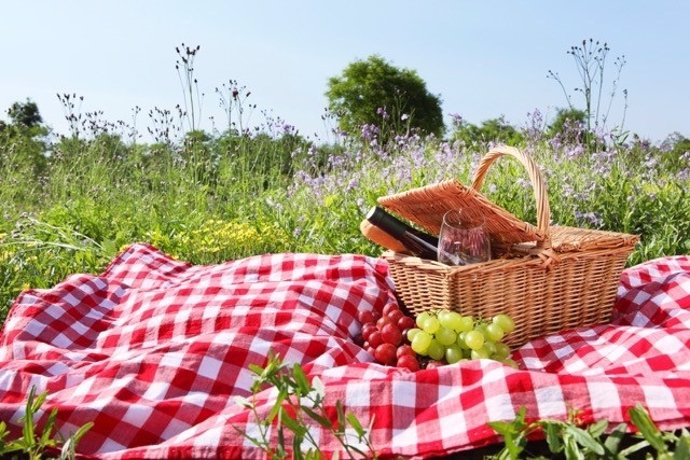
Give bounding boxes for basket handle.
[470,145,551,249]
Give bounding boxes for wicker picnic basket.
[372,145,639,347]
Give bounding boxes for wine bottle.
[365,206,439,260]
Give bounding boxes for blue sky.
[1,1,688,142]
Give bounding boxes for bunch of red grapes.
[356,303,420,371]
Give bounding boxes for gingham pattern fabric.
[1,244,689,459]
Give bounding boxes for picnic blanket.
[0,244,689,459]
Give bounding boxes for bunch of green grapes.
[406,310,518,367]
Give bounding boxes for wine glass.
[437,209,491,265]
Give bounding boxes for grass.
[1,118,689,320]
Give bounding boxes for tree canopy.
[7,99,43,128]
[326,55,444,141]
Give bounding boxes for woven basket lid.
[377,179,546,245]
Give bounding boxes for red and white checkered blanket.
[1,244,690,459]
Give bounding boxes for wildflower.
[360,124,379,143]
[644,156,658,168]
[449,113,463,128]
[516,178,531,189]
[575,211,603,228]
[565,145,584,159]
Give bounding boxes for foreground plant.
[0,386,93,460]
[490,403,690,459]
[233,353,377,459]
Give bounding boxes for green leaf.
[489,421,525,460]
[292,364,310,396]
[630,404,668,453]
[248,363,264,376]
[300,405,332,429]
[603,423,628,454]
[335,400,346,434]
[346,412,366,437]
[563,433,585,460]
[292,435,304,460]
[588,419,609,438]
[565,425,605,455]
[545,422,563,453]
[674,436,690,460]
[267,390,288,423]
[60,421,94,459]
[618,440,651,458]
[280,411,307,437]
[489,420,516,438]
[22,386,37,447]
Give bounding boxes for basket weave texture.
[376,146,639,347]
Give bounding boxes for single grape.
[357,310,375,324]
[361,323,377,341]
[485,323,505,342]
[397,316,416,331]
[397,354,420,371]
[443,311,464,331]
[396,344,415,358]
[406,328,422,342]
[437,310,453,328]
[464,330,485,351]
[494,342,511,360]
[376,316,392,330]
[445,345,464,364]
[456,315,474,333]
[427,339,445,361]
[380,323,403,346]
[483,340,497,356]
[374,343,397,365]
[474,323,488,337]
[369,331,383,348]
[470,346,490,360]
[435,326,457,346]
[456,331,470,350]
[493,314,515,334]
[422,316,441,334]
[411,331,432,355]
[387,309,404,324]
[382,303,399,317]
[415,311,432,328]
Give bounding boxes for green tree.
[7,99,43,128]
[0,100,48,177]
[451,115,524,148]
[546,107,587,143]
[326,55,444,141]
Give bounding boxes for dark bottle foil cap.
[366,206,407,239]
